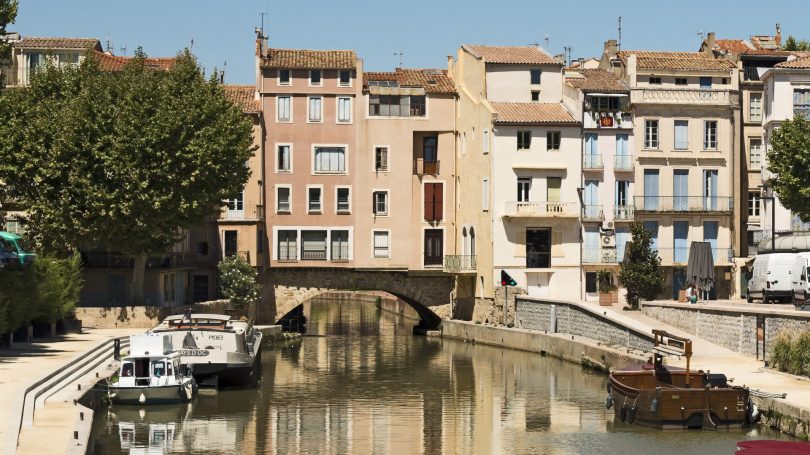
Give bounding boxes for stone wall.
[75,300,234,329]
[515,296,655,353]
[641,302,810,358]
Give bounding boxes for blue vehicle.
[0,231,36,265]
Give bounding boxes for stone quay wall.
[514,296,655,353]
[641,302,810,358]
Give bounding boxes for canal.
[91,297,790,454]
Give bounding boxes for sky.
[11,0,810,84]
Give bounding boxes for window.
[226,192,243,213]
[424,182,443,222]
[526,228,551,268]
[749,138,762,168]
[277,230,297,261]
[339,70,351,86]
[336,187,350,213]
[675,77,687,86]
[795,89,810,118]
[162,272,176,305]
[616,180,630,206]
[424,229,444,266]
[374,146,388,171]
[517,131,531,150]
[546,131,561,151]
[648,76,662,85]
[517,178,531,202]
[703,120,717,149]
[749,93,762,123]
[748,191,761,217]
[308,96,323,122]
[674,120,688,150]
[314,147,346,173]
[482,178,489,211]
[592,96,620,111]
[337,97,351,123]
[531,91,540,101]
[373,231,390,258]
[721,78,729,85]
[546,177,561,203]
[369,95,425,117]
[277,96,291,122]
[224,230,238,257]
[483,129,489,154]
[644,120,659,149]
[373,191,388,215]
[278,69,291,85]
[700,77,712,89]
[530,69,541,85]
[309,69,322,86]
[308,187,322,213]
[277,144,291,172]
[331,230,349,261]
[301,231,327,260]
[276,187,291,213]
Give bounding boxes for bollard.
[80,412,84,421]
[73,399,77,406]
[77,384,81,391]
[96,372,99,378]
[74,431,78,440]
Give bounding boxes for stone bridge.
[259,268,456,329]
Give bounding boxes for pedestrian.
[685,283,693,304]
[690,283,698,304]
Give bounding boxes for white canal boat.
[110,333,197,405]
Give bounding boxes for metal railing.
[614,205,635,221]
[743,67,760,81]
[583,246,618,264]
[443,255,477,273]
[414,158,440,175]
[614,154,634,171]
[583,205,604,221]
[631,88,732,105]
[504,201,578,217]
[583,154,604,170]
[301,249,327,260]
[654,247,733,265]
[634,196,733,212]
[583,112,633,129]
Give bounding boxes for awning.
[686,242,716,291]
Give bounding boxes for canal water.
[91,297,790,454]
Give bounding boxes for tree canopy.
[618,222,664,310]
[766,114,810,222]
[782,35,810,52]
[0,0,17,60]
[218,255,260,312]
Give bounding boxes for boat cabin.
[118,333,185,387]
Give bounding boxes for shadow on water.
[91,297,794,454]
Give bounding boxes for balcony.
[583,246,617,264]
[743,67,761,82]
[583,155,604,170]
[614,205,635,221]
[504,201,579,218]
[583,112,633,129]
[301,249,327,261]
[630,88,732,106]
[655,247,733,265]
[614,154,634,171]
[414,158,440,176]
[443,255,477,273]
[633,196,733,213]
[583,205,604,221]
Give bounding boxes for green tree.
[766,115,810,222]
[0,50,255,304]
[0,0,17,61]
[618,221,664,310]
[782,35,810,51]
[217,255,260,312]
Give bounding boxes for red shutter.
[435,183,443,221]
[424,183,435,221]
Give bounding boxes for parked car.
[792,252,810,304]
[0,231,36,265]
[747,253,803,304]
[0,237,18,268]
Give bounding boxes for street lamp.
[760,184,776,253]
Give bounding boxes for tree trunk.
[130,253,148,305]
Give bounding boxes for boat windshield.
[121,362,134,377]
[152,360,166,377]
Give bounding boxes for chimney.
[254,27,267,58]
[707,32,716,50]
[775,23,782,46]
[604,40,618,58]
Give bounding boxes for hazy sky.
[12,0,810,84]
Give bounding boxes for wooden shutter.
[552,231,563,257]
[434,183,443,221]
[424,183,435,221]
[514,230,526,257]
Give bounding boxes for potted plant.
[597,270,617,306]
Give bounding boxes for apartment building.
[1,36,100,86]
[761,55,810,236]
[563,68,634,301]
[602,41,740,299]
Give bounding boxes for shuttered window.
[308,97,323,122]
[277,230,297,261]
[301,231,327,260]
[337,97,351,123]
[674,120,688,150]
[277,96,291,122]
[373,231,389,258]
[547,177,561,203]
[424,182,444,221]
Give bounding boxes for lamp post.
[760,184,776,253]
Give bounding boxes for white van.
[747,253,804,304]
[792,252,810,304]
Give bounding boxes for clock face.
[600,116,614,127]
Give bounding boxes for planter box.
[599,292,613,306]
[611,289,619,304]
[678,290,686,303]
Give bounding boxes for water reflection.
[92,297,789,454]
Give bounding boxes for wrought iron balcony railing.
[614,154,634,171]
[583,205,604,221]
[583,154,604,170]
[443,255,477,273]
[634,196,733,213]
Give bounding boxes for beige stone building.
[601,42,740,299]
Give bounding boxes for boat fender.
[620,404,628,422]
[650,398,658,413]
[605,394,613,410]
[139,393,146,404]
[746,400,760,424]
[628,406,637,424]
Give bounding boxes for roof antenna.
[120,45,127,56]
[544,34,550,49]
[105,35,113,54]
[563,46,572,67]
[393,51,404,67]
[617,16,622,51]
[697,30,705,41]
[221,61,226,83]
[260,12,267,36]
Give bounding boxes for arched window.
[470,227,476,256]
[462,227,468,256]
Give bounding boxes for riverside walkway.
[0,329,140,454]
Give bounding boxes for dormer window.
[279,69,291,85]
[649,76,662,85]
[310,70,322,86]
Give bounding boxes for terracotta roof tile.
[619,50,736,71]
[13,37,102,50]
[775,56,810,69]
[224,85,261,114]
[565,69,627,92]
[261,48,356,70]
[714,39,754,54]
[364,68,456,95]
[491,102,577,125]
[93,51,174,71]
[463,45,560,65]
